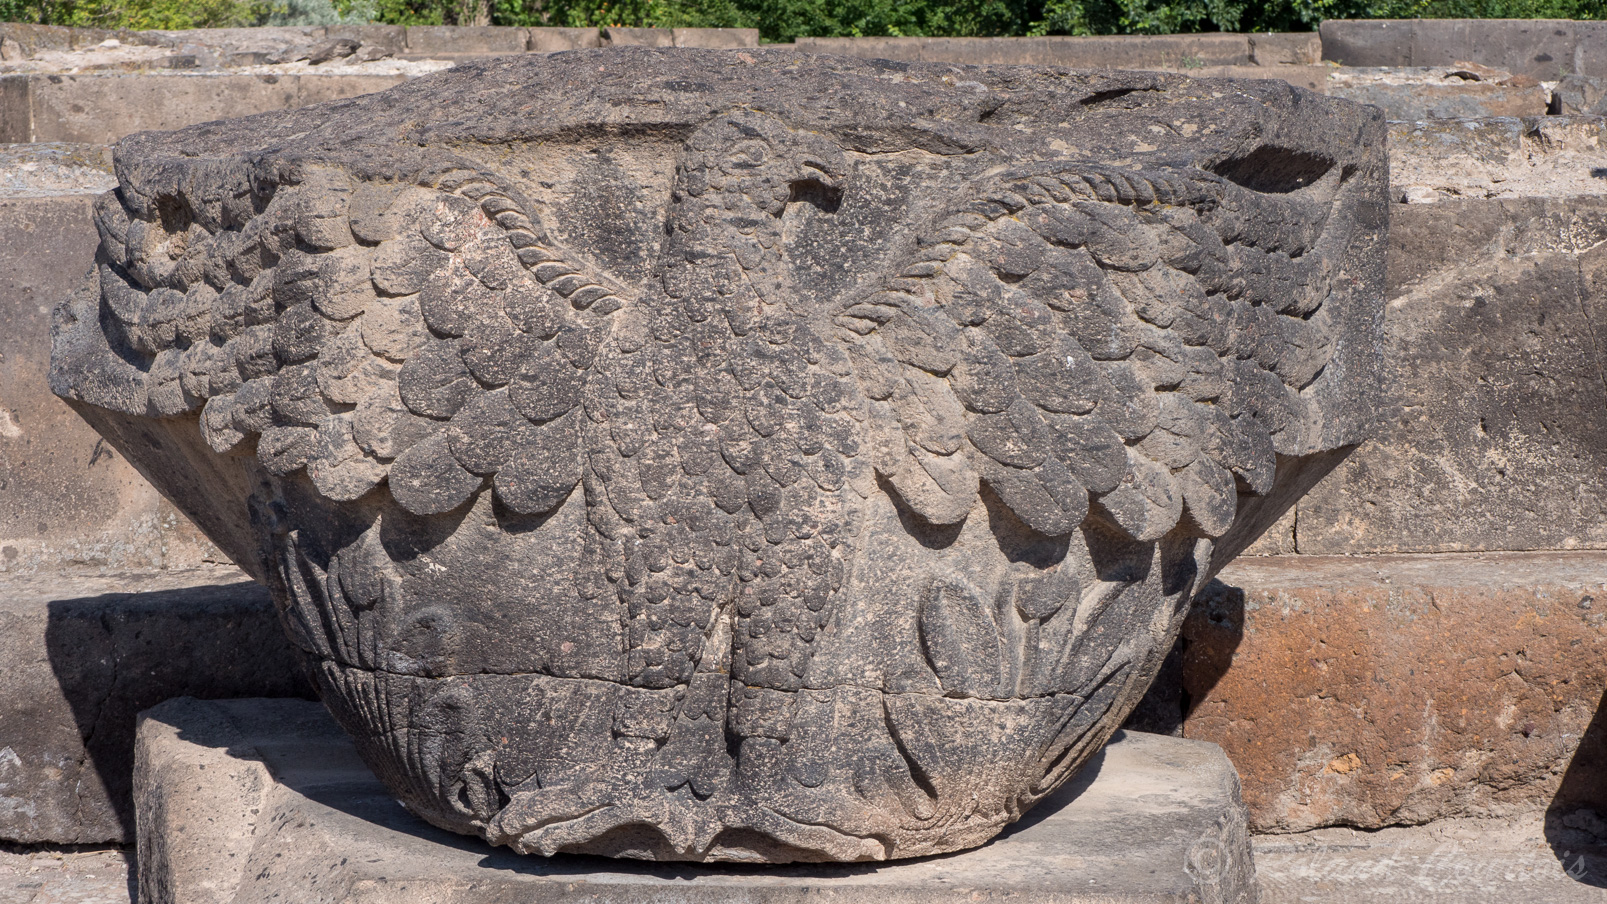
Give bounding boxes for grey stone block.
[404,25,527,57]
[1413,18,1574,79]
[1319,19,1412,69]
[0,192,217,574]
[1297,198,1607,554]
[0,568,311,844]
[1553,75,1607,115]
[673,27,759,49]
[1,75,32,142]
[0,23,75,57]
[793,33,1260,68]
[1248,32,1321,66]
[135,697,1256,904]
[127,26,323,51]
[323,24,408,57]
[600,26,676,47]
[1327,67,1549,120]
[527,27,601,52]
[1320,18,1598,79]
[0,142,114,197]
[0,73,408,145]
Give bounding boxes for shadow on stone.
[43,582,314,840]
[1124,579,1247,737]
[1545,688,1607,887]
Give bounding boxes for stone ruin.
[48,49,1386,862]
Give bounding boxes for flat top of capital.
[115,47,1384,178]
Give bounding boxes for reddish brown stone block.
[1183,551,1607,833]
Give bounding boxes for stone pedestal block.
[0,568,311,844]
[1181,551,1607,833]
[135,697,1256,904]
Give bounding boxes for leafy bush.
[3,0,373,28]
[3,0,1603,45]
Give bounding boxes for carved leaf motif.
[918,577,1006,698]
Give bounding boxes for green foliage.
[4,0,1604,46]
[1030,0,1602,36]
[27,0,269,28]
[1,0,369,29]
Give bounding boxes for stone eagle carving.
[52,49,1387,862]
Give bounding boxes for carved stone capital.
[51,48,1388,862]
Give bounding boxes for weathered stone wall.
[1321,18,1607,79]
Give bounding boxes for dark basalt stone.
[50,48,1388,863]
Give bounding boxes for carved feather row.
[86,160,626,517]
[839,163,1344,541]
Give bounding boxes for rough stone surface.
[1326,66,1550,120]
[0,143,115,197]
[0,72,411,144]
[134,697,1257,904]
[1554,75,1607,116]
[1181,551,1607,834]
[0,193,218,574]
[53,48,1387,862]
[0,846,133,904]
[1297,196,1607,555]
[1384,116,1607,206]
[0,567,311,845]
[1319,18,1607,79]
[1254,815,1607,902]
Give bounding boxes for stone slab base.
[0,568,310,844]
[1181,551,1607,834]
[134,698,1256,904]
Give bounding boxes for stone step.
[0,567,310,844]
[1174,551,1607,835]
[9,818,1606,904]
[1255,816,1607,902]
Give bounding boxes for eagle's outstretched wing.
[839,162,1346,542]
[69,161,626,517]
